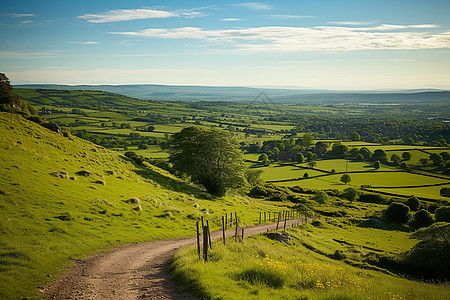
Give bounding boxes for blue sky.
[2,0,450,89]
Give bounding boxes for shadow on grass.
[357,219,412,232]
[121,156,210,199]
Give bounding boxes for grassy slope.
[0,112,291,299]
[172,224,450,300]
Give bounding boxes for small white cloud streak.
[231,2,273,10]
[266,15,314,20]
[21,20,34,24]
[110,24,450,52]
[222,18,241,21]
[69,41,100,45]
[78,8,177,23]
[7,13,35,18]
[329,21,373,26]
[77,7,207,23]
[0,51,62,59]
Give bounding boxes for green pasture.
[259,164,327,182]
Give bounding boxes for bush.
[384,202,410,224]
[435,206,450,222]
[406,196,420,211]
[340,188,360,203]
[410,209,434,229]
[312,191,327,204]
[359,193,387,204]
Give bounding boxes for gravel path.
[44,219,301,299]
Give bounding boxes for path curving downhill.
[44,219,302,299]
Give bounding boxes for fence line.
[195,208,319,262]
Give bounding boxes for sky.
[2,0,450,90]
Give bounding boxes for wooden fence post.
[207,220,212,249]
[234,213,238,241]
[241,228,244,241]
[230,212,233,225]
[201,216,204,228]
[264,211,266,222]
[196,221,201,261]
[225,214,228,230]
[222,216,226,245]
[284,211,287,230]
[203,225,208,262]
[259,212,261,224]
[276,212,280,231]
[268,211,271,222]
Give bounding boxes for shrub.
[312,191,327,204]
[384,202,410,224]
[435,206,450,222]
[406,196,420,211]
[410,209,434,229]
[359,193,387,204]
[340,188,360,203]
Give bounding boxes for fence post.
[284,211,287,230]
[196,221,201,261]
[225,214,228,230]
[207,220,212,249]
[222,216,226,245]
[201,216,204,228]
[259,212,261,224]
[268,211,270,222]
[276,212,280,231]
[230,212,233,225]
[203,225,208,262]
[264,211,266,222]
[234,213,238,241]
[241,228,244,241]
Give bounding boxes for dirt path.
[44,219,301,299]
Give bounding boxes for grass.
[171,225,450,300]
[0,112,293,299]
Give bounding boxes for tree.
[312,191,327,204]
[295,152,304,164]
[0,73,37,117]
[258,153,270,165]
[406,196,420,211]
[372,149,387,163]
[402,152,412,161]
[303,172,309,178]
[384,202,410,223]
[308,161,316,168]
[391,154,401,166]
[341,187,360,203]
[419,158,428,166]
[147,125,155,132]
[374,160,381,169]
[430,153,444,166]
[340,173,351,185]
[359,147,372,160]
[440,152,450,161]
[350,132,361,141]
[410,209,434,229]
[301,133,315,148]
[435,206,450,222]
[307,152,317,161]
[168,127,246,196]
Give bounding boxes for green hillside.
[0,112,288,299]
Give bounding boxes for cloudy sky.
[2,0,450,89]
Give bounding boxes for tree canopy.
[168,127,246,196]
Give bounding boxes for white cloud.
[69,41,100,45]
[77,7,208,23]
[222,18,241,21]
[0,51,61,59]
[7,13,35,18]
[329,21,373,26]
[21,20,35,24]
[78,8,177,23]
[231,2,273,10]
[110,24,450,53]
[266,15,314,20]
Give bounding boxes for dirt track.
[44,219,301,299]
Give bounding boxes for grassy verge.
[171,225,450,300]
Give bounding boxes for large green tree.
[168,127,246,196]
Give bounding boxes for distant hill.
[13,84,450,104]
